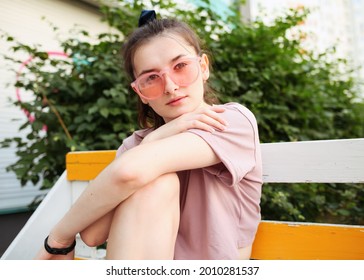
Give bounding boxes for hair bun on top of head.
[138,10,157,27]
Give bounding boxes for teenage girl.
[36,10,262,260]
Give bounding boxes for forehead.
[133,33,196,74]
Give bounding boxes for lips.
[166,96,186,105]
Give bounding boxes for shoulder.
[123,128,153,147]
[116,127,153,157]
[188,102,259,146]
[219,102,256,118]
[186,103,261,186]
[216,102,258,130]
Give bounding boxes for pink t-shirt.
[116,102,262,259]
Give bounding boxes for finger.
[196,114,227,131]
[189,120,216,133]
[201,107,228,127]
[196,105,224,113]
[210,105,225,113]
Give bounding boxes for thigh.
[106,173,180,259]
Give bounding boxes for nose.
[163,73,179,95]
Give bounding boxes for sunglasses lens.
[138,74,164,99]
[170,59,199,86]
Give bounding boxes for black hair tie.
[138,10,156,27]
[44,236,76,255]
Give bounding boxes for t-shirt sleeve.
[115,129,151,158]
[187,104,259,187]
[116,143,128,158]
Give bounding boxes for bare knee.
[128,172,180,208]
[82,173,179,247]
[80,230,107,248]
[79,211,114,247]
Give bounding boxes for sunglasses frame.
[131,56,201,100]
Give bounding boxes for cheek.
[147,100,165,113]
[191,79,205,96]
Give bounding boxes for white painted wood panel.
[261,138,364,183]
[1,172,72,260]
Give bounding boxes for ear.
[200,53,210,81]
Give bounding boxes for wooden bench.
[2,138,364,259]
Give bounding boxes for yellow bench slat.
[66,151,116,181]
[251,221,364,259]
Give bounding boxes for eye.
[174,61,189,71]
[145,73,160,82]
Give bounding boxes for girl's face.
[132,33,210,123]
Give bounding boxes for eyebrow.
[137,54,187,77]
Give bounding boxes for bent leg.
[106,173,180,260]
[80,210,115,247]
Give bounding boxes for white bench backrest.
[261,138,364,183]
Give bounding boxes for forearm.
[50,157,137,244]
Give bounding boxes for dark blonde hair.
[122,18,218,129]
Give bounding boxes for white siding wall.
[0,0,112,213]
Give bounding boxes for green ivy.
[1,0,363,223]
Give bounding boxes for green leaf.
[100,108,109,118]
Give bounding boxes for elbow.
[110,153,148,191]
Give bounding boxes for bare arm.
[142,105,227,144]
[37,130,221,259]
[47,105,228,255]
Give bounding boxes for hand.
[142,105,228,144]
[34,235,75,260]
